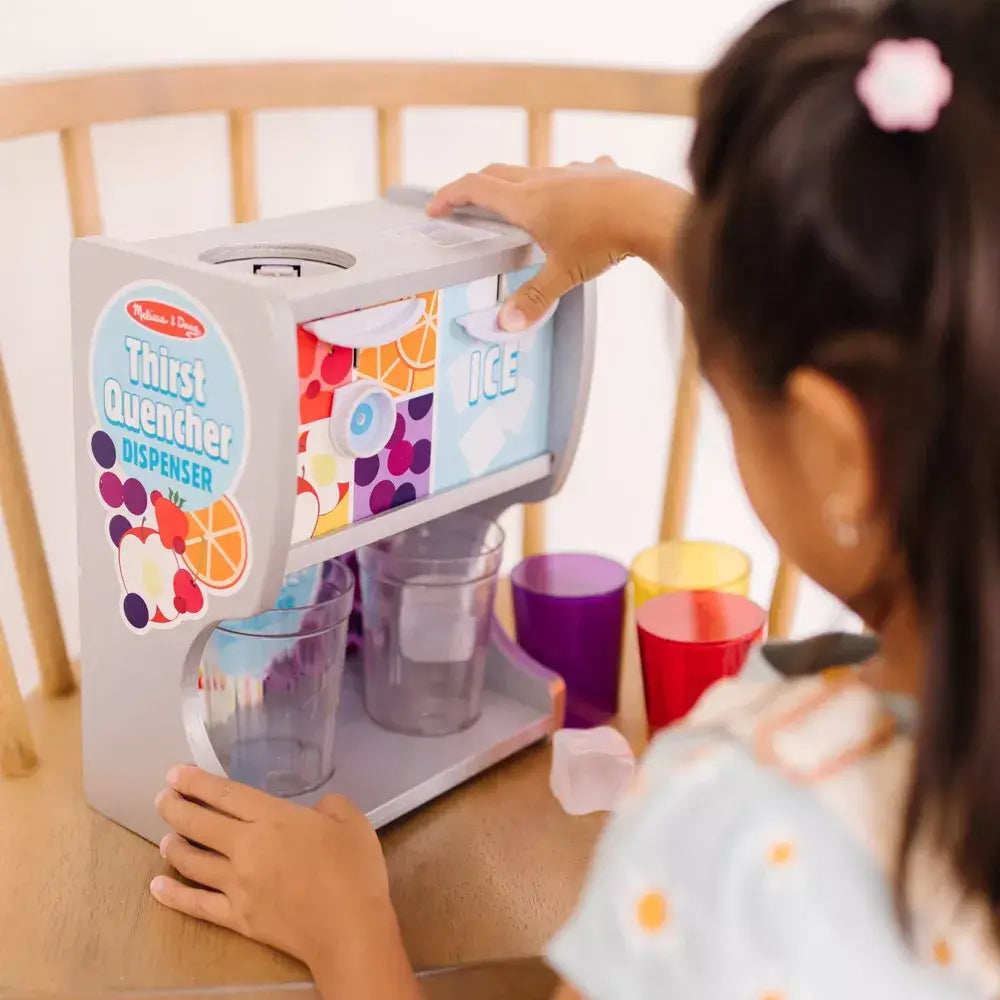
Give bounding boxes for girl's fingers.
[165,765,269,822]
[500,260,573,331]
[480,163,530,181]
[159,832,230,891]
[155,788,238,856]
[150,875,236,930]
[426,173,519,221]
[566,156,615,170]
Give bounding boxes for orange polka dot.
[760,992,785,1000]
[769,840,796,866]
[635,891,670,933]
[933,939,953,966]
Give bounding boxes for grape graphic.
[392,483,416,508]
[355,455,380,488]
[387,413,406,447]
[408,395,433,421]
[369,480,395,515]
[122,478,148,516]
[387,440,414,476]
[411,439,431,476]
[91,431,117,470]
[99,472,124,509]
[123,592,149,629]
[108,515,131,548]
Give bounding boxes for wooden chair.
[0,63,800,777]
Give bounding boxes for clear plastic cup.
[201,559,355,796]
[358,514,504,736]
[630,540,751,609]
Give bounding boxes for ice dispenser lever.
[455,300,559,344]
[305,297,426,349]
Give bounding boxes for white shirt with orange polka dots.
[547,639,1000,1000]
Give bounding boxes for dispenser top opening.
[200,243,356,278]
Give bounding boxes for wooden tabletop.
[0,585,647,994]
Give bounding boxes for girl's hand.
[427,159,688,331]
[152,766,418,998]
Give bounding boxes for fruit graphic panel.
[88,427,252,630]
[355,290,439,398]
[88,280,250,633]
[292,324,357,544]
[297,325,354,425]
[432,269,552,494]
[294,419,353,544]
[353,392,434,520]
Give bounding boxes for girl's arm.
[309,913,421,1000]
[427,162,691,329]
[554,984,587,1000]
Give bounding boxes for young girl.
[150,1,1000,996]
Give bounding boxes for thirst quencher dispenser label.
[88,281,251,632]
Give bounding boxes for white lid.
[329,380,396,459]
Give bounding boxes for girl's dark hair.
[683,0,1000,921]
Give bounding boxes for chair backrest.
[0,63,800,773]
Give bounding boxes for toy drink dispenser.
[72,190,595,842]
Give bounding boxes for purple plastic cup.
[511,553,629,728]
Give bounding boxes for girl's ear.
[785,368,876,536]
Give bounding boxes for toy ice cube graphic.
[549,727,636,815]
[459,409,507,478]
[496,374,535,434]
[399,574,479,663]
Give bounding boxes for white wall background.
[0,0,857,692]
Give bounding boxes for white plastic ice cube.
[549,727,636,816]
[399,574,479,663]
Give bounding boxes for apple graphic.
[118,524,182,626]
[173,568,204,616]
[299,422,351,516]
[293,472,320,543]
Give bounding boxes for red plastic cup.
[636,590,766,733]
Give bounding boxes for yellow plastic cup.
[630,540,752,609]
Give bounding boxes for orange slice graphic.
[356,290,438,396]
[183,495,248,592]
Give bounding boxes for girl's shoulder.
[548,637,1000,1000]
[641,652,911,871]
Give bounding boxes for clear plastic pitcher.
[200,559,355,796]
[358,514,504,736]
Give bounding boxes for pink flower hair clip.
[855,38,954,133]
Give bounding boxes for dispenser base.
[290,620,564,828]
